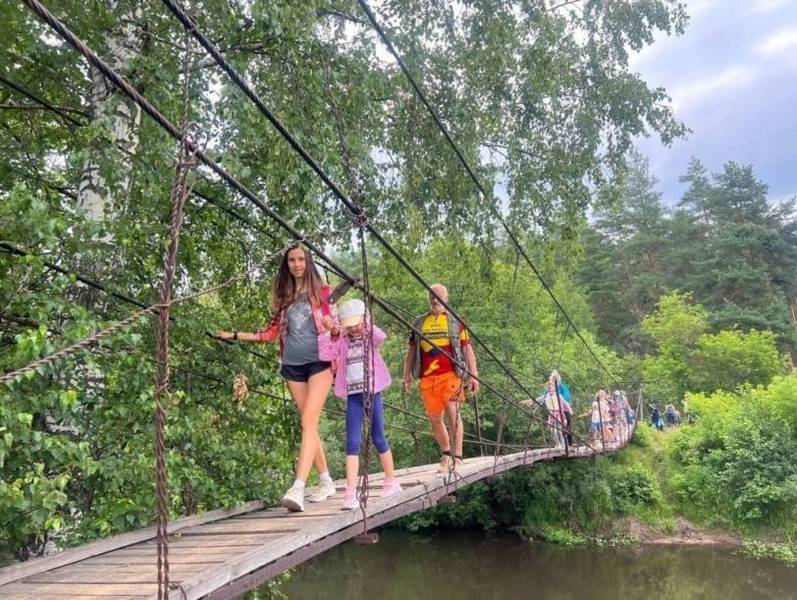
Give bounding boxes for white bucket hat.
[339,298,366,328]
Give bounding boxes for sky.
[630,0,797,205]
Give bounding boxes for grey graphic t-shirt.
[281,293,320,366]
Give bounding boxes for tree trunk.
[77,4,143,224]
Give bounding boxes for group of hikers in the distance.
[216,245,619,513]
[648,401,684,430]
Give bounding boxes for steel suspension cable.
[355,0,614,381]
[21,0,601,454]
[156,0,592,440]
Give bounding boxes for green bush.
[668,376,797,529]
[610,465,661,511]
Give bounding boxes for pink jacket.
[331,325,391,399]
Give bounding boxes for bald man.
[402,284,480,472]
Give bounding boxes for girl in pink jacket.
[334,299,402,510]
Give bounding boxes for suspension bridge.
[1,0,641,598]
[0,421,636,600]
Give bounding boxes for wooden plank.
[0,594,145,600]
[23,567,198,585]
[140,535,274,548]
[231,510,339,520]
[162,456,504,600]
[0,581,157,596]
[178,523,304,535]
[0,500,264,586]
[82,555,228,566]
[105,548,243,559]
[22,563,206,585]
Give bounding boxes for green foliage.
[395,448,665,543]
[669,377,797,531]
[642,292,708,402]
[689,330,787,394]
[539,527,586,546]
[742,540,797,565]
[640,293,788,403]
[609,464,661,511]
[579,157,797,356]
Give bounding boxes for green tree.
[688,330,787,394]
[579,151,671,353]
[641,292,707,402]
[677,160,797,344]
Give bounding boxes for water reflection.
[269,531,796,600]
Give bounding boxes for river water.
[266,530,796,600]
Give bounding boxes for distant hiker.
[611,390,624,437]
[622,392,636,426]
[540,378,572,449]
[403,284,479,472]
[580,390,605,442]
[549,370,574,445]
[649,403,664,431]
[665,403,677,427]
[217,245,338,512]
[332,299,401,510]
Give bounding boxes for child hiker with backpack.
[333,298,402,510]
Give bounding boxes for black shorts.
[280,361,331,383]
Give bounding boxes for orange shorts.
[419,371,465,416]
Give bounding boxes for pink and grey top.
[330,325,392,399]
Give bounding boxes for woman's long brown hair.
[271,245,326,313]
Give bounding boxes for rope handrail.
[0,241,270,363]
[0,226,354,386]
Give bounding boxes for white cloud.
[669,65,757,111]
[770,191,797,204]
[749,0,792,13]
[755,29,797,56]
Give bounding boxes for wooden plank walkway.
[0,429,631,600]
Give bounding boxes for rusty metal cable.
[152,28,200,595]
[355,222,375,534]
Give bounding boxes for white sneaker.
[280,486,305,512]
[307,479,336,503]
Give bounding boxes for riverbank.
[392,424,795,564]
[625,516,739,546]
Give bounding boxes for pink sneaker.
[381,479,402,498]
[341,486,358,511]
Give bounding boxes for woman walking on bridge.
[217,245,339,512]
